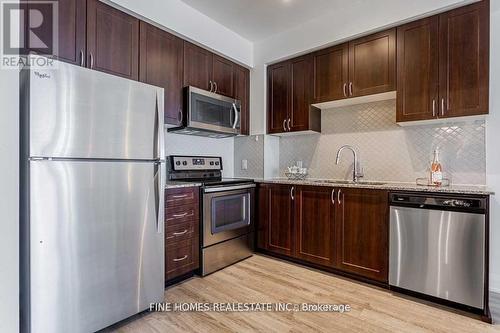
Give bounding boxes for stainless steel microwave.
[168,86,241,138]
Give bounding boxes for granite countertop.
[254,178,494,195]
[165,181,202,189]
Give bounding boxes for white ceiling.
[180,0,354,42]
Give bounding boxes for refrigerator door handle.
[154,163,164,234]
[155,91,165,161]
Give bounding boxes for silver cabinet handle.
[343,83,347,97]
[432,99,436,117]
[441,98,446,116]
[290,186,295,201]
[89,53,94,69]
[173,230,188,236]
[214,81,218,93]
[283,119,287,132]
[172,212,188,218]
[337,189,342,205]
[287,118,291,131]
[209,80,213,92]
[172,194,188,199]
[349,82,353,96]
[178,109,183,124]
[173,255,188,262]
[331,189,335,205]
[80,50,84,67]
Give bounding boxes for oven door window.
[211,193,250,233]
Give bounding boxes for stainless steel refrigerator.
[20,56,165,333]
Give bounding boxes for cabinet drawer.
[166,187,199,207]
[165,238,199,279]
[166,221,196,242]
[166,204,199,226]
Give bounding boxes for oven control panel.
[169,156,222,171]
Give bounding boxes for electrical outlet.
[241,159,248,170]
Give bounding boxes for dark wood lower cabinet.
[257,184,389,284]
[294,186,336,267]
[335,188,389,282]
[258,184,294,256]
[165,187,200,282]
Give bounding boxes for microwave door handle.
[232,103,239,129]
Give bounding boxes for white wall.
[251,0,476,134]
[107,0,253,67]
[0,52,19,333]
[487,0,500,293]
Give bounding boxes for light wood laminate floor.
[108,255,500,333]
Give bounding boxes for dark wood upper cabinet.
[212,55,234,97]
[258,184,294,257]
[86,0,139,80]
[58,0,86,66]
[312,43,349,103]
[139,22,184,126]
[294,186,336,267]
[23,0,86,66]
[349,29,396,97]
[234,65,250,135]
[267,62,290,134]
[397,1,489,122]
[290,56,313,132]
[335,188,388,282]
[267,58,320,134]
[438,0,489,118]
[396,16,439,122]
[183,42,213,91]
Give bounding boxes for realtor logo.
[1,0,58,69]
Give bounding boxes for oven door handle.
[203,183,256,193]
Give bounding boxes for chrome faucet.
[335,145,364,182]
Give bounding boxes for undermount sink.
[313,180,387,186]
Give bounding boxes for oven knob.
[182,161,187,166]
[175,161,181,166]
[210,161,214,166]
[215,161,220,165]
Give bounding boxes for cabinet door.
[183,42,212,91]
[295,186,335,267]
[289,56,312,132]
[438,1,489,118]
[87,0,139,80]
[139,22,183,126]
[267,62,289,134]
[212,55,234,97]
[396,17,439,122]
[349,29,396,97]
[234,65,250,135]
[259,184,294,256]
[312,44,349,103]
[336,188,388,282]
[24,0,86,66]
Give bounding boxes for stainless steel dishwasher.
[389,192,487,310]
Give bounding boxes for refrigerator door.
[26,56,164,160]
[29,160,165,333]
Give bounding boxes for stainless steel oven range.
[167,155,254,276]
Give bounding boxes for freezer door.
[389,206,485,309]
[29,160,165,333]
[26,57,164,160]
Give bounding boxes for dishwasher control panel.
[390,193,486,213]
